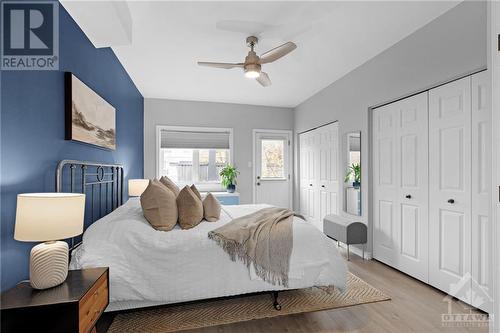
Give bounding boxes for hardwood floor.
[100,249,489,333]
[186,249,488,333]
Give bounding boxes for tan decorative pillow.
[177,186,203,229]
[159,176,180,196]
[203,193,221,222]
[140,180,178,231]
[190,184,202,200]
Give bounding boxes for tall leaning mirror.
[344,132,361,216]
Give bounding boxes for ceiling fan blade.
[259,42,297,64]
[256,72,271,87]
[197,62,244,69]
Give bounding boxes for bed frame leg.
[272,291,282,311]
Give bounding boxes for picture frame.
[65,72,116,150]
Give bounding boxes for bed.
[58,160,347,312]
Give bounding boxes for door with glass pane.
[254,130,292,208]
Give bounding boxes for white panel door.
[299,134,310,217]
[373,102,399,265]
[299,123,339,231]
[373,92,429,281]
[306,131,319,222]
[318,123,339,222]
[299,131,318,222]
[471,71,492,313]
[428,77,472,303]
[395,92,429,282]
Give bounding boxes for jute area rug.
[108,273,390,333]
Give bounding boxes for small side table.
[1,267,109,333]
[202,192,240,205]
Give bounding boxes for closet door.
[471,71,492,313]
[373,102,399,265]
[307,131,320,223]
[318,123,339,219]
[395,93,429,282]
[299,131,319,223]
[428,76,472,303]
[299,134,310,218]
[373,92,429,281]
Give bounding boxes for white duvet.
[70,198,347,311]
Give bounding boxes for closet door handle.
[405,195,412,199]
[309,184,313,187]
[447,199,455,204]
[321,185,325,188]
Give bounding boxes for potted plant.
[220,165,239,193]
[344,163,361,188]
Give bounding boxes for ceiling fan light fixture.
[244,63,261,79]
[245,69,260,79]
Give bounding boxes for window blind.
[160,129,230,149]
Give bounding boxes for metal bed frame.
[55,159,284,311]
[56,159,124,250]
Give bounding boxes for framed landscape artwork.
[65,72,116,150]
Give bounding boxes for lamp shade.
[128,179,149,197]
[14,193,85,242]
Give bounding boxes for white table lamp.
[15,193,85,290]
[128,179,149,197]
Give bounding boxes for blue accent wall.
[0,3,144,291]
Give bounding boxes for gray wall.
[144,98,294,204]
[294,1,487,253]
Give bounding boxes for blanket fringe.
[208,231,289,288]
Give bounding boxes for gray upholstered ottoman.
[323,215,367,260]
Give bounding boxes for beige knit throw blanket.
[208,207,304,288]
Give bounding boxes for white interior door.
[373,92,429,282]
[298,122,339,230]
[395,92,429,282]
[428,76,472,303]
[254,131,291,208]
[373,102,400,265]
[317,123,340,221]
[299,133,311,217]
[299,130,319,222]
[471,71,492,313]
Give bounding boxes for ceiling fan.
[197,36,297,87]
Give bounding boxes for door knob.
[405,195,412,199]
[448,199,455,204]
[309,184,313,187]
[321,185,325,188]
[257,176,260,180]
[256,182,261,186]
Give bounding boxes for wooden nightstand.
[1,267,109,333]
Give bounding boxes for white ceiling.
[66,1,461,107]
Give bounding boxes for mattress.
[70,198,347,312]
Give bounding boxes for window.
[157,127,232,191]
[261,139,285,179]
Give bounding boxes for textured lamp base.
[30,241,69,290]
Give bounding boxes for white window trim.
[155,125,234,188]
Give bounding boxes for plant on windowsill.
[344,163,361,188]
[220,165,239,193]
